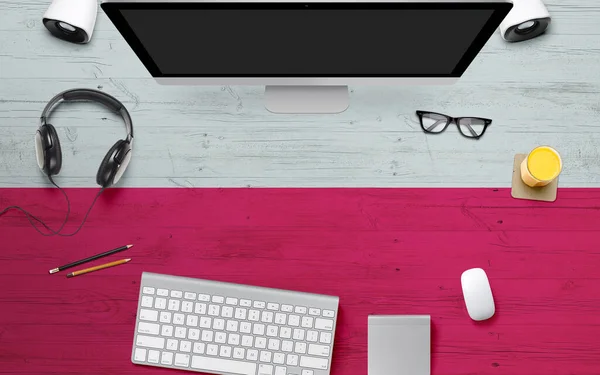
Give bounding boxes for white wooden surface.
[1,0,599,188]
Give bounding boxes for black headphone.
[36,88,134,188]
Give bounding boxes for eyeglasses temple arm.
[426,119,446,131]
[464,123,478,137]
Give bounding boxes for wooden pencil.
[66,258,131,278]
[49,244,133,274]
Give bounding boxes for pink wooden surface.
[1,187,600,375]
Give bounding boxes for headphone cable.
[0,176,105,237]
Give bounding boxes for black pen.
[49,244,133,274]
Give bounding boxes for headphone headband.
[40,88,134,141]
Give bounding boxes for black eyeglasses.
[416,111,492,139]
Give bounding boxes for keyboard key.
[180,341,192,353]
[281,340,293,352]
[301,317,313,328]
[294,306,307,314]
[191,355,257,375]
[206,344,218,356]
[294,342,307,354]
[208,305,220,316]
[240,322,252,333]
[322,310,335,318]
[293,329,305,341]
[308,344,330,357]
[156,288,168,296]
[249,310,260,321]
[213,318,225,330]
[188,328,200,340]
[306,330,318,342]
[195,303,207,315]
[241,335,253,347]
[186,315,198,327]
[273,353,285,364]
[228,333,240,346]
[260,351,272,362]
[142,287,155,295]
[247,349,258,361]
[167,339,178,351]
[198,294,210,302]
[235,308,247,320]
[135,335,165,349]
[286,354,298,366]
[154,298,167,310]
[288,315,300,326]
[253,324,265,335]
[275,313,287,325]
[219,345,232,358]
[261,311,274,323]
[309,308,320,316]
[159,311,172,323]
[226,320,238,332]
[319,332,332,344]
[201,330,214,342]
[225,297,238,305]
[258,364,273,375]
[200,317,212,328]
[137,322,160,335]
[193,342,205,354]
[254,301,266,309]
[268,339,280,351]
[280,327,292,339]
[302,370,314,375]
[212,296,225,304]
[255,337,267,349]
[168,300,180,311]
[266,325,278,337]
[182,301,193,313]
[314,318,333,330]
[148,349,160,363]
[173,313,185,325]
[174,353,190,367]
[281,305,293,312]
[300,355,328,370]
[171,290,183,298]
[139,309,158,322]
[233,347,245,359]
[161,351,173,365]
[222,306,234,318]
[141,296,154,307]
[134,348,146,362]
[202,330,214,342]
[215,332,227,343]
[184,292,196,300]
[175,327,187,338]
[240,299,252,307]
[267,303,279,311]
[161,325,173,337]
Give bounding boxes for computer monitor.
[101,0,513,114]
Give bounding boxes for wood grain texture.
[1,0,600,187]
[1,187,600,374]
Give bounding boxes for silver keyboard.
[132,272,340,375]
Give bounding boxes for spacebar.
[191,355,257,375]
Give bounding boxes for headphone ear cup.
[97,139,131,188]
[35,124,62,175]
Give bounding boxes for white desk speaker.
[500,0,551,42]
[43,0,98,43]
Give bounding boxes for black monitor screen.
[102,2,512,78]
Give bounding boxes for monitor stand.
[264,86,349,114]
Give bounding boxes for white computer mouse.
[461,268,495,321]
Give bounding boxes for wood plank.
[1,188,600,374]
